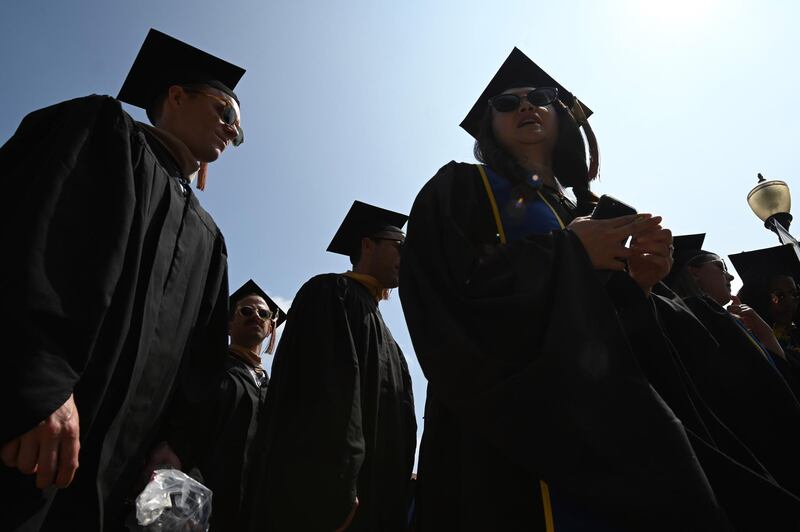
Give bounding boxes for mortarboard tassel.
[265,318,278,354]
[197,162,208,191]
[569,98,600,180]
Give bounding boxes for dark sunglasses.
[237,305,274,320]
[183,88,245,146]
[489,87,559,113]
[771,290,800,304]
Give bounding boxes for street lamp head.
[747,173,792,231]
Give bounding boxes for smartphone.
[591,195,637,220]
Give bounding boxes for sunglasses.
[237,305,275,320]
[688,256,729,273]
[183,88,245,146]
[771,291,800,304]
[489,87,559,113]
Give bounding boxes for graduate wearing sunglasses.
[246,201,416,532]
[155,280,286,531]
[0,29,245,531]
[656,236,800,501]
[399,48,800,531]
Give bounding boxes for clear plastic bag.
[134,468,213,531]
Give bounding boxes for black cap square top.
[118,29,245,111]
[327,201,408,257]
[230,279,287,328]
[729,244,800,288]
[663,233,714,287]
[672,233,712,268]
[460,47,592,139]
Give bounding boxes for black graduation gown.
[653,294,800,496]
[0,96,229,531]
[169,353,268,531]
[772,325,800,399]
[399,161,800,532]
[247,273,416,532]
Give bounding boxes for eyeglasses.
[183,88,245,146]
[372,237,404,252]
[770,290,800,304]
[689,256,729,273]
[489,87,559,113]
[237,305,274,320]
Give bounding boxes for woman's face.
[690,256,734,306]
[768,274,799,326]
[491,87,558,156]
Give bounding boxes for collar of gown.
[228,344,264,372]
[343,271,389,302]
[139,123,201,180]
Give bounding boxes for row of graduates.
[3,26,800,532]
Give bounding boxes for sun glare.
[629,0,721,30]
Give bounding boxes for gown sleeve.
[0,96,139,443]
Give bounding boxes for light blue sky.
[3,0,799,464]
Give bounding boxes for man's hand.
[134,441,183,495]
[0,393,80,489]
[334,497,359,532]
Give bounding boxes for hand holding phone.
[591,195,637,220]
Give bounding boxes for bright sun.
[630,0,720,28]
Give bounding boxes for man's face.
[229,295,272,348]
[768,275,799,326]
[166,86,242,163]
[368,231,404,289]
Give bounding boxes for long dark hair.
[665,267,706,300]
[473,99,597,214]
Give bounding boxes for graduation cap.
[729,244,800,289]
[663,234,718,288]
[327,201,408,258]
[460,48,592,138]
[459,47,598,179]
[118,29,246,114]
[229,279,287,328]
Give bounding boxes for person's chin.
[193,143,223,163]
[518,135,549,147]
[201,149,222,162]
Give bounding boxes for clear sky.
[3,0,799,466]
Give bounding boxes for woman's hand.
[728,295,786,359]
[567,214,662,271]
[628,224,673,296]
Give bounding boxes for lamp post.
[747,173,793,242]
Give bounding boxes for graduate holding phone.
[399,48,800,531]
